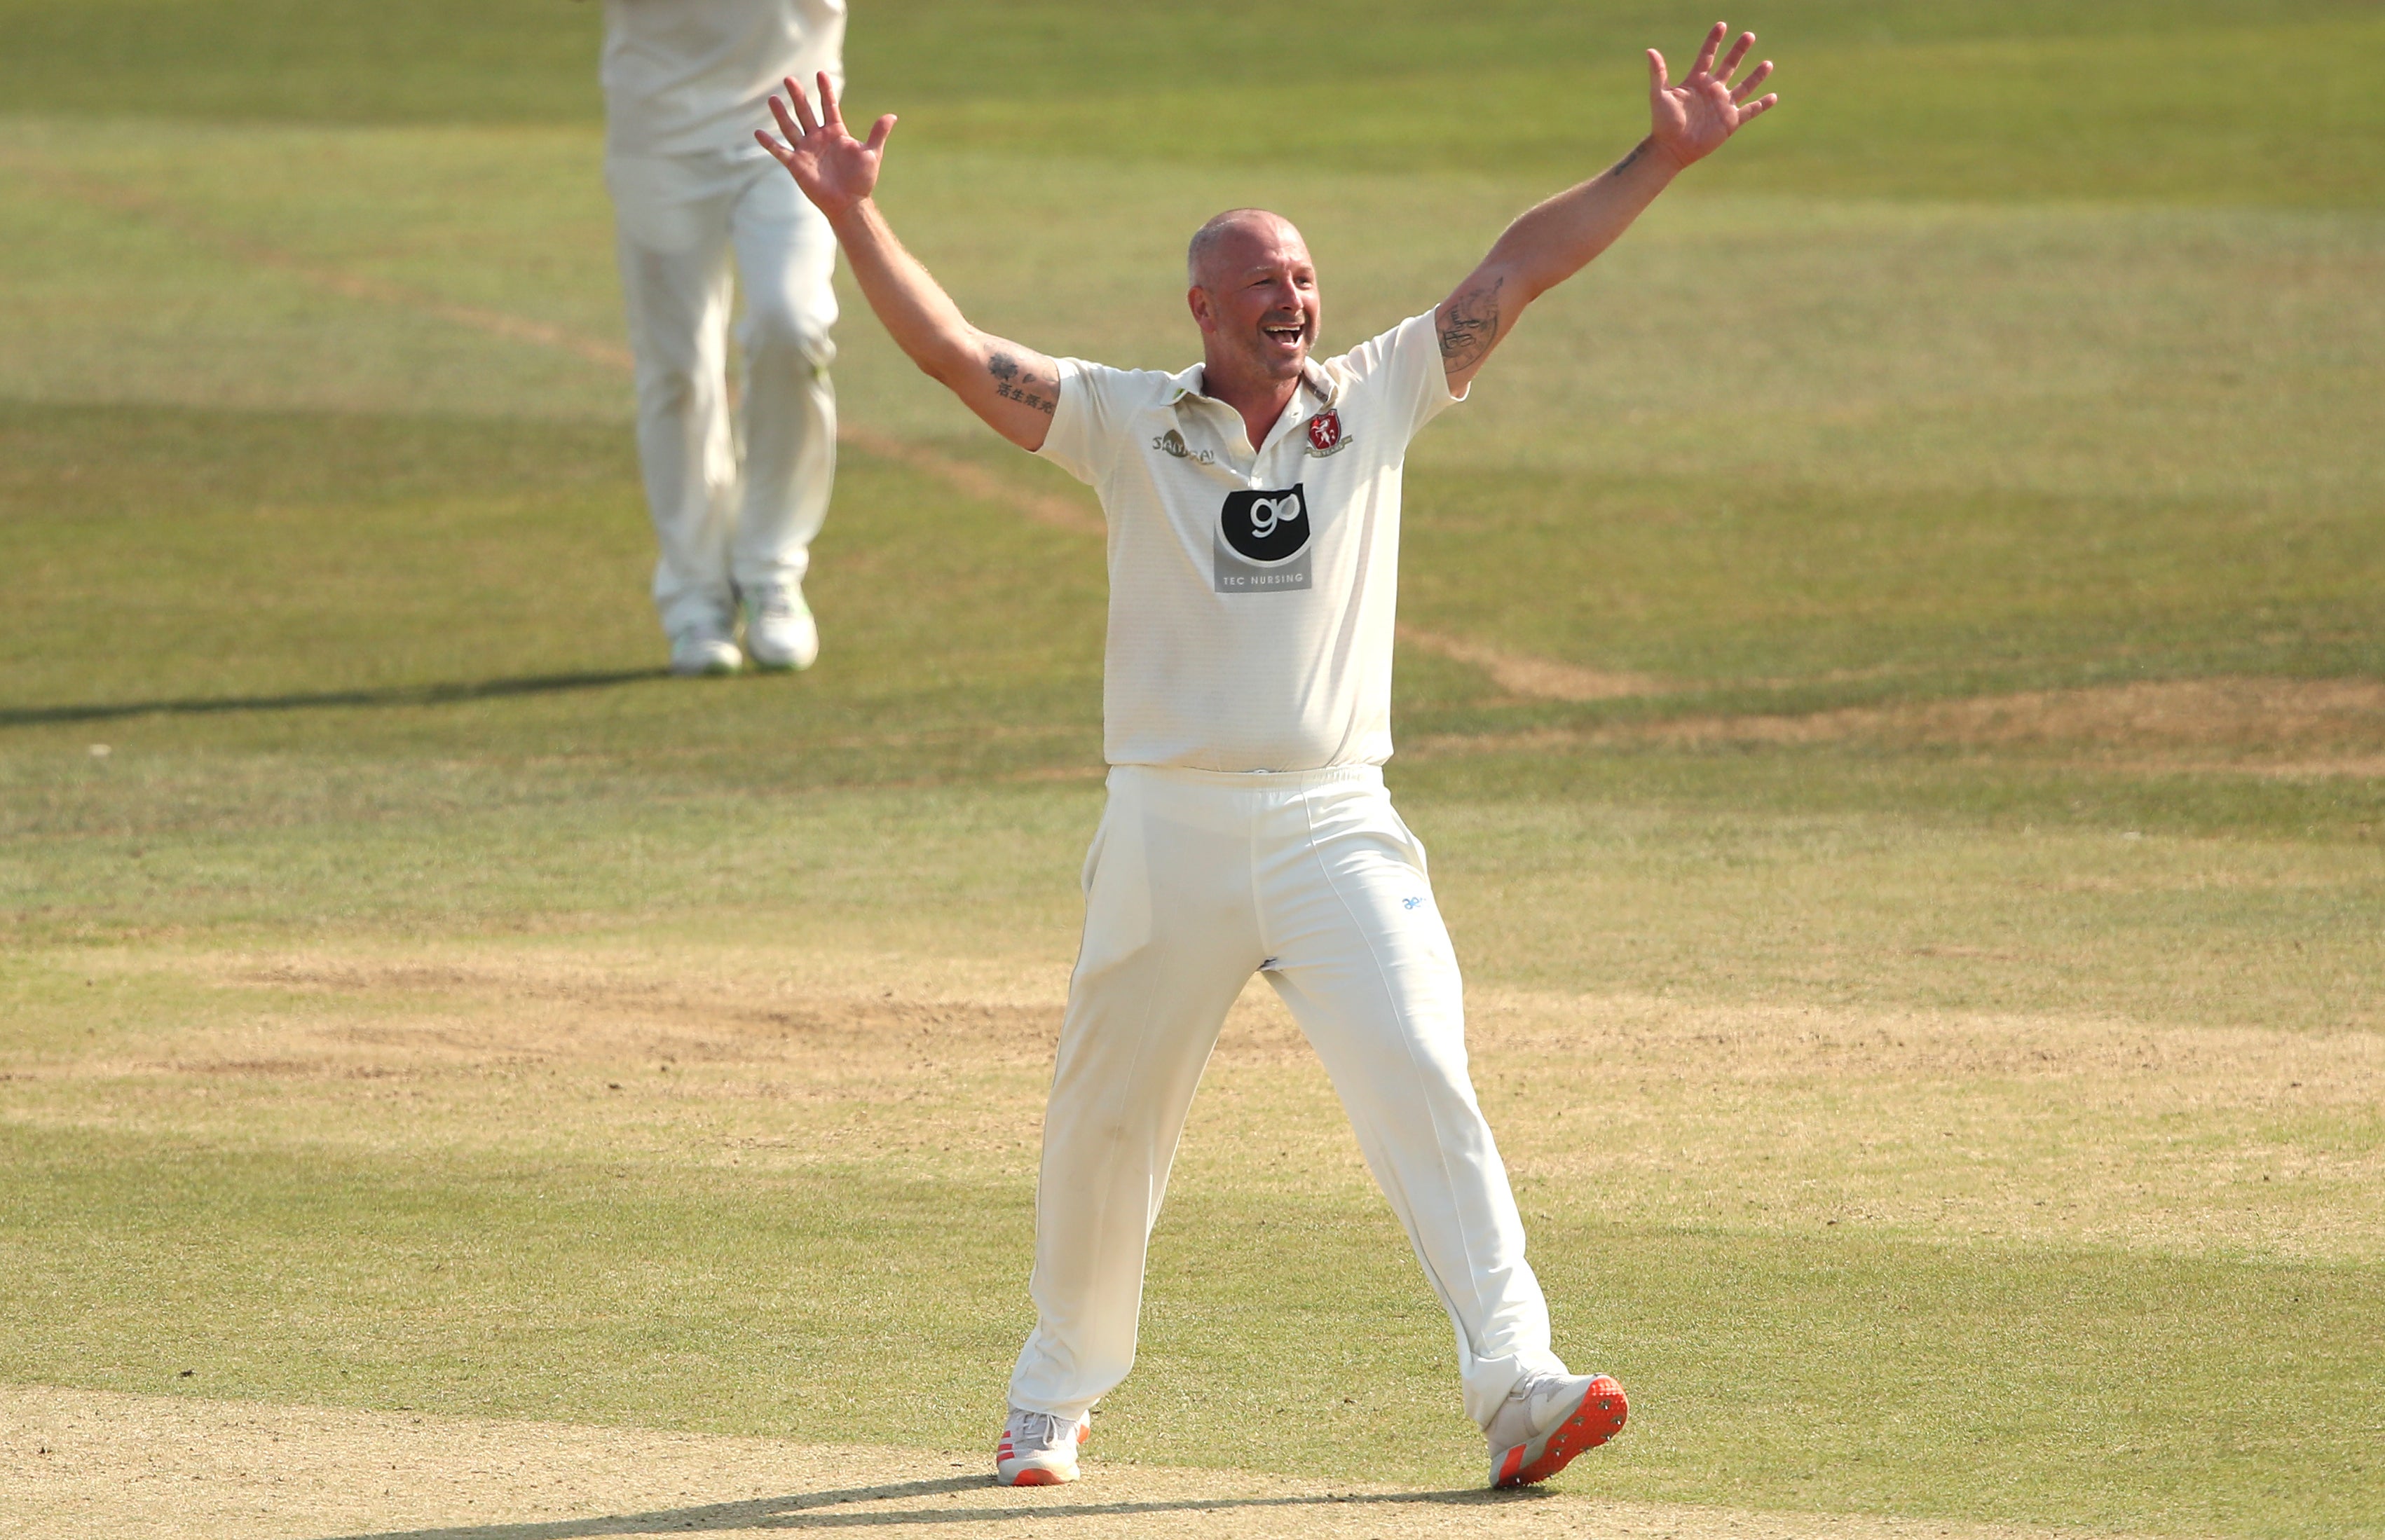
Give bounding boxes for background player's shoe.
[995,1407,1088,1486]
[669,625,742,677]
[1486,1372,1628,1488]
[743,582,819,671]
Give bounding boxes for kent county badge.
[1304,408,1351,458]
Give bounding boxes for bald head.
[1186,208,1306,289]
[1184,206,1321,399]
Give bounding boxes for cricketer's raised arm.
[1431,22,1779,393]
[757,74,1064,452]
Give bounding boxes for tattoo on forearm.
[988,350,1056,414]
[1606,139,1649,180]
[1437,276,1503,372]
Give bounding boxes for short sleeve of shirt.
[1327,310,1465,450]
[1034,358,1142,487]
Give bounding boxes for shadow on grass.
[0,669,669,728]
[317,1471,1547,1538]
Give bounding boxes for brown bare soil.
[1395,628,1672,702]
[23,942,2379,1263]
[1417,676,2385,770]
[0,1384,2133,1540]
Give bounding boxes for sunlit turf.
[6,165,2380,703]
[3,1,2382,1535]
[3,397,2379,1534]
[3,934,2378,1536]
[5,1,2381,207]
[5,1121,2377,1534]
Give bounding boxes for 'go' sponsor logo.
[1220,486,1308,563]
[1215,484,1313,591]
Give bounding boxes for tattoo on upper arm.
[988,350,1057,415]
[1437,276,1503,373]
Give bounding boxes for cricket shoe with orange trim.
[1486,1372,1628,1488]
[994,1406,1089,1486]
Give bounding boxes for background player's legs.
[726,163,839,602]
[1009,770,1265,1422]
[608,153,740,649]
[1258,772,1566,1429]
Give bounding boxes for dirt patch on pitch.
[1470,987,2385,1089]
[1416,676,2385,771]
[188,947,1072,1066]
[1397,627,1672,703]
[133,945,1330,1078]
[1461,988,2385,1261]
[20,944,2382,1259]
[0,1383,2131,1540]
[1667,677,2385,755]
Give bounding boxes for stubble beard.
[1249,322,1311,381]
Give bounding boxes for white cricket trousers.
[607,149,839,640]
[1009,764,1566,1429]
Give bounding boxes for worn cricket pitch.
[22,939,2384,1261]
[8,1382,2147,1540]
[8,933,2381,1536]
[13,939,2302,1540]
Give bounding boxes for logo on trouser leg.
[1214,483,1312,592]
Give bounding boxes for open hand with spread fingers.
[1648,21,1777,170]
[756,72,896,220]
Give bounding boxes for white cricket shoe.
[669,625,742,677]
[743,582,819,672]
[994,1406,1088,1487]
[1486,1371,1628,1487]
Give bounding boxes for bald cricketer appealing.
[756,22,1779,1490]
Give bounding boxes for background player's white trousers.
[607,149,838,639]
[1009,764,1567,1429]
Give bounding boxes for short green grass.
[2,4,2381,1536]
[10,1122,2377,1535]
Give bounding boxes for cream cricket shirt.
[601,0,847,159]
[1038,312,1463,771]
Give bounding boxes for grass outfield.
[3,3,2382,1536]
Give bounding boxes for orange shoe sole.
[1493,1375,1629,1488]
[995,1419,1089,1487]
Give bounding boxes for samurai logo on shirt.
[1152,427,1215,465]
[1215,484,1312,593]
